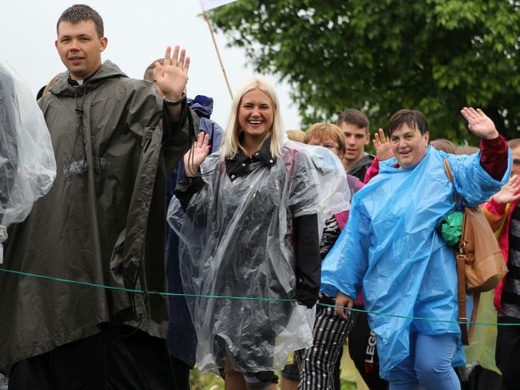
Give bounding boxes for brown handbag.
[444,159,508,344]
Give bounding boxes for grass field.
[189,368,359,389]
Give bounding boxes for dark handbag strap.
[444,158,478,345]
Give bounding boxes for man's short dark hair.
[57,4,104,38]
[143,59,164,81]
[336,109,370,132]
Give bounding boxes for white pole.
[202,11,234,99]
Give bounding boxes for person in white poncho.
[169,78,348,390]
[0,61,56,263]
[0,60,56,390]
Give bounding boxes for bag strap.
[443,158,478,345]
[456,251,479,344]
[443,158,462,205]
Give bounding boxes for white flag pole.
[202,10,234,99]
[200,0,238,12]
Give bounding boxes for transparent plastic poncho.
[0,62,56,262]
[168,140,349,373]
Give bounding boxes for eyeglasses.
[322,143,339,150]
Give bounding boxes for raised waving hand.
[184,131,211,178]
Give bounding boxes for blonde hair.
[303,123,347,157]
[220,77,284,159]
[456,145,479,155]
[508,138,520,150]
[286,129,305,142]
[430,138,457,154]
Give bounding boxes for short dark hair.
[387,109,429,136]
[143,58,164,81]
[336,109,370,132]
[57,4,104,38]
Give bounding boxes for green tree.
[211,0,520,143]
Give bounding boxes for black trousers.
[347,309,388,390]
[169,356,191,390]
[8,325,178,390]
[496,316,520,390]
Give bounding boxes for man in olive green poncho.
[0,4,198,389]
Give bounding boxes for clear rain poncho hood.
[168,140,349,373]
[321,146,510,379]
[0,62,56,261]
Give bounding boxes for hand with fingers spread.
[154,45,190,101]
[460,107,499,140]
[491,174,520,205]
[184,131,211,178]
[373,128,393,161]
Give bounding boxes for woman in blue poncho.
[321,108,510,389]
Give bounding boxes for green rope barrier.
[1,267,518,327]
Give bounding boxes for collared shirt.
[225,137,276,181]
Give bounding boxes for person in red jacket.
[482,138,520,390]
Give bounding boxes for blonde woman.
[169,78,347,389]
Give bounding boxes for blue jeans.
[387,332,460,390]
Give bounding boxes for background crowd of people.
[1,3,518,390]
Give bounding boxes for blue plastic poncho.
[0,62,56,262]
[168,140,348,373]
[321,146,510,379]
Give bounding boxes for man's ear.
[99,37,108,52]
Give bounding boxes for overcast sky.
[0,0,301,130]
